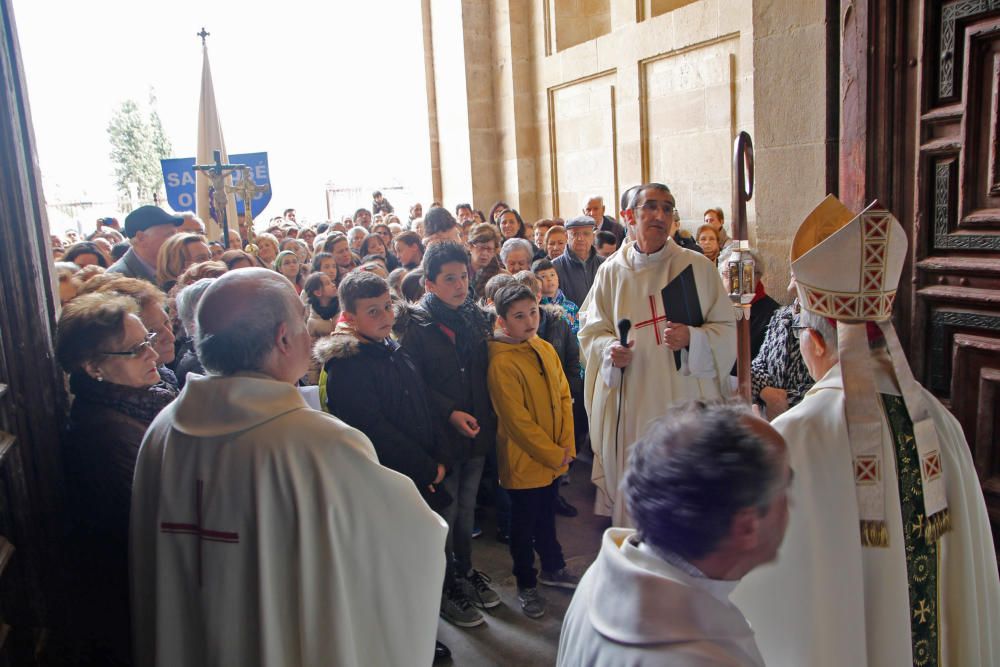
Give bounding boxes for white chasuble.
[130,372,448,667]
[558,528,765,667]
[732,350,1000,667]
[579,239,736,526]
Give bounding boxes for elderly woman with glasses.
[56,292,178,664]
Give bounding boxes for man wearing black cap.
[553,215,604,308]
[107,205,184,284]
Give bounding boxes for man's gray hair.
[624,401,782,561]
[798,309,838,353]
[195,270,304,376]
[175,278,217,337]
[500,237,533,264]
[586,195,604,205]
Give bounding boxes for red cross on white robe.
[634,295,668,345]
[160,479,240,587]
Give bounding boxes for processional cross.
[226,166,269,255]
[193,150,244,249]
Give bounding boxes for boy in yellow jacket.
[487,284,578,619]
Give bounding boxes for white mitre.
[791,195,949,548]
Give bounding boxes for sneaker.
[433,640,451,664]
[461,569,501,608]
[518,587,546,618]
[495,528,510,544]
[559,472,571,486]
[539,567,579,590]
[440,586,485,627]
[471,524,483,539]
[554,494,578,517]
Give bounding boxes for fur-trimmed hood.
[313,321,397,365]
[391,299,428,338]
[313,322,363,365]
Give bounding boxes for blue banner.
[161,152,272,218]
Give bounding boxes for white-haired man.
[733,196,1000,666]
[130,268,448,666]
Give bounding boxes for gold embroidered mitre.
[791,195,907,322]
[790,195,949,548]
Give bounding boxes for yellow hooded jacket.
[487,335,575,490]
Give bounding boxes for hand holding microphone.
[611,319,633,370]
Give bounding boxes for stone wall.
[421,0,830,296]
[751,0,831,297]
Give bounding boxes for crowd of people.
[49,185,999,666]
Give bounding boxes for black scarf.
[313,298,341,321]
[69,371,177,426]
[420,292,491,360]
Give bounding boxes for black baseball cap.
[124,206,185,238]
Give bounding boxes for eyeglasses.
[471,242,497,253]
[640,201,675,215]
[100,332,157,358]
[790,325,809,340]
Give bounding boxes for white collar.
[629,238,673,270]
[638,541,741,606]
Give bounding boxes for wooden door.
[840,0,1000,552]
[913,1,1000,551]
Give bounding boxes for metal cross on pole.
[730,131,755,402]
[197,27,210,46]
[193,149,245,249]
[226,166,269,255]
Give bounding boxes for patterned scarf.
[420,292,491,360]
[69,371,177,425]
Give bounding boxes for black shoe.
[555,494,578,517]
[495,528,510,544]
[434,640,452,663]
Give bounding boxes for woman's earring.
[95,371,104,382]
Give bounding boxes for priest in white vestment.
[579,183,736,526]
[130,269,448,667]
[733,196,1000,667]
[558,402,791,666]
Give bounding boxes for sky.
[13,0,432,231]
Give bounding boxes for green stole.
[882,394,940,667]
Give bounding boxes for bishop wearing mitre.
[733,196,1000,666]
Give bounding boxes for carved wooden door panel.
[913,1,1000,550]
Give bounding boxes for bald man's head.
[196,268,305,376]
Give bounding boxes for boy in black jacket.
[317,271,453,662]
[394,242,501,628]
[317,271,447,499]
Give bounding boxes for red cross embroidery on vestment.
[855,455,880,484]
[922,451,942,481]
[634,295,668,345]
[160,479,240,587]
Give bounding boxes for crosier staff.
[729,131,755,402]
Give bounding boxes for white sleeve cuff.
[682,327,717,378]
[601,340,621,388]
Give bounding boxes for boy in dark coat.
[316,271,447,503]
[394,241,501,627]
[316,271,452,663]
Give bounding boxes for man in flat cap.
[107,205,183,284]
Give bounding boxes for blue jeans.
[441,455,485,584]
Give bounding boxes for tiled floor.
[435,457,611,666]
